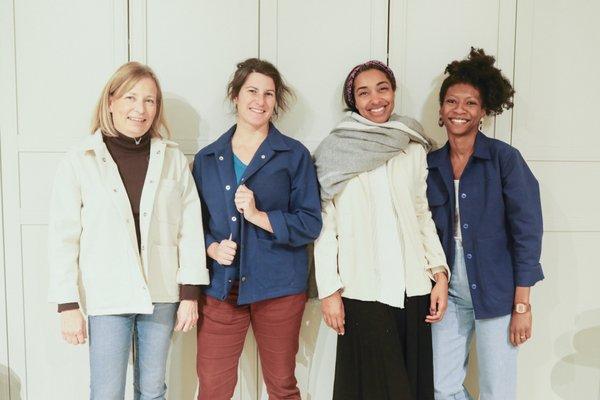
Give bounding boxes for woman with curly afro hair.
[426,48,544,400]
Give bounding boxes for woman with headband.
[313,60,449,400]
[427,48,544,400]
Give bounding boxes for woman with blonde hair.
[48,61,209,399]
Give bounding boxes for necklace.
[134,136,143,145]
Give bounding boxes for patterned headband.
[343,60,396,110]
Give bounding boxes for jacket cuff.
[179,285,200,301]
[267,210,289,244]
[57,302,80,313]
[317,281,344,300]
[515,263,545,287]
[204,234,218,250]
[427,265,450,282]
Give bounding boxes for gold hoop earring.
[438,117,444,127]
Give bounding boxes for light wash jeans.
[88,303,178,400]
[432,241,517,400]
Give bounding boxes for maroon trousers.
[196,287,306,400]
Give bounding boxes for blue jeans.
[88,303,178,400]
[432,241,517,400]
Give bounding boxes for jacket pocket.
[148,245,179,299]
[155,179,181,225]
[256,238,295,289]
[476,234,515,302]
[426,184,448,207]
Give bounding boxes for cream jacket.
[314,142,449,304]
[47,132,209,315]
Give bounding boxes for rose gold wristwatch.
[513,303,531,314]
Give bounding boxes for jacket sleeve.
[313,200,344,298]
[501,148,544,287]
[191,154,218,250]
[47,154,82,304]
[266,148,323,247]
[176,155,210,285]
[414,146,450,279]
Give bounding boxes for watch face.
[515,303,527,313]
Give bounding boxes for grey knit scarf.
[313,111,432,202]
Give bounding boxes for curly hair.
[439,47,515,116]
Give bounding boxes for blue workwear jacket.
[192,124,322,304]
[426,132,544,319]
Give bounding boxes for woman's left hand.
[235,184,259,221]
[174,299,199,332]
[510,311,532,346]
[426,272,448,324]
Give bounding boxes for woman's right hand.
[321,291,345,335]
[60,309,87,345]
[207,237,237,266]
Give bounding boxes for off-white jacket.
[47,132,209,315]
[314,142,449,305]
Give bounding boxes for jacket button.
[218,155,224,161]
[241,276,246,282]
[461,193,467,199]
[225,185,231,191]
[466,253,472,259]
[113,188,118,193]
[261,154,266,159]
[156,150,161,155]
[240,177,245,182]
[102,157,107,162]
[143,212,148,217]
[231,216,237,222]
[463,223,469,229]
[471,284,477,290]
[228,279,232,283]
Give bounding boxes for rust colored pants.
[196,288,306,400]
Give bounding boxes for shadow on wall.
[277,81,346,149]
[0,365,22,400]
[551,309,600,400]
[163,95,203,146]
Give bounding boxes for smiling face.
[234,72,276,132]
[440,83,486,138]
[353,69,395,123]
[109,77,158,138]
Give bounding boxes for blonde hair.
[91,62,171,138]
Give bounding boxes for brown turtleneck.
[58,132,198,312]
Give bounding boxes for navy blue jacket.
[192,124,322,304]
[426,132,544,319]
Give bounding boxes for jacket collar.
[472,131,492,160]
[203,123,291,156]
[427,131,491,169]
[81,131,178,154]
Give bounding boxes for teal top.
[233,153,247,184]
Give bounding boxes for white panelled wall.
[0,1,598,399]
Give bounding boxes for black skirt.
[333,295,433,400]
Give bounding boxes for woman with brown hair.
[48,61,209,399]
[192,58,322,400]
